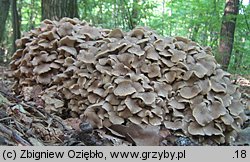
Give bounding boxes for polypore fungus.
[10,17,248,145]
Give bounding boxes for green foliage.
[19,0,41,31]
[3,0,41,60]
[1,0,249,75]
[228,3,250,75]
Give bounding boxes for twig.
[0,89,21,103]
[39,108,71,131]
[20,102,46,119]
[13,119,28,135]
[0,123,31,146]
[0,117,12,122]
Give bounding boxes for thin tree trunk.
[234,49,243,71]
[191,25,200,41]
[0,0,10,63]
[132,0,139,28]
[217,0,239,70]
[41,0,79,21]
[161,0,165,35]
[0,0,11,45]
[122,0,133,30]
[29,0,35,29]
[114,0,118,27]
[11,0,21,55]
[99,1,103,24]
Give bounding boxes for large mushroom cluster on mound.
[10,18,248,144]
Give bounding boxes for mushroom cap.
[168,98,185,110]
[108,112,125,124]
[33,64,51,74]
[125,97,142,114]
[153,81,172,98]
[164,120,183,130]
[59,36,76,47]
[169,49,186,63]
[180,85,201,99]
[78,25,102,40]
[192,102,214,126]
[130,28,145,39]
[78,49,95,64]
[58,46,77,56]
[128,44,145,56]
[188,122,223,136]
[114,81,136,97]
[145,45,160,61]
[148,63,161,78]
[132,92,156,105]
[109,28,124,38]
[228,100,245,116]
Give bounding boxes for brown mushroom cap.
[78,49,95,64]
[114,81,136,97]
[228,100,245,116]
[145,45,160,61]
[180,85,201,99]
[33,64,51,74]
[58,46,77,56]
[59,36,76,47]
[164,120,183,130]
[132,92,156,105]
[192,102,214,126]
[169,49,186,63]
[128,44,145,56]
[153,81,172,98]
[168,98,185,110]
[125,97,142,114]
[109,28,124,38]
[188,122,223,136]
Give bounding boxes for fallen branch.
[0,123,31,146]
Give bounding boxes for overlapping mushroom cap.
[10,18,248,144]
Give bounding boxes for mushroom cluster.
[10,18,248,144]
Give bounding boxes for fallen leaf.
[109,123,161,146]
[0,93,10,105]
[64,118,82,131]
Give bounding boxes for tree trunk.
[191,25,200,41]
[161,0,165,35]
[131,0,139,28]
[217,0,239,70]
[0,0,10,63]
[29,0,35,30]
[41,0,79,21]
[234,49,243,71]
[11,0,21,54]
[0,0,10,45]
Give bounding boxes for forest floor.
[0,65,249,146]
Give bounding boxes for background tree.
[217,0,239,70]
[11,0,21,54]
[131,0,139,28]
[0,0,10,45]
[0,0,10,63]
[41,0,79,20]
